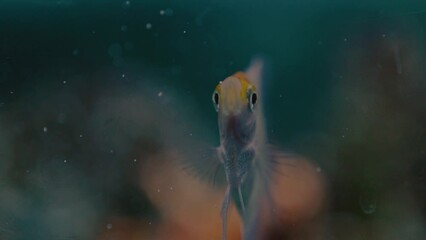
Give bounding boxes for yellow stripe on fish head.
[213,72,256,115]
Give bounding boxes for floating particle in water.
[63,80,67,84]
[160,8,174,16]
[169,186,173,190]
[146,23,152,30]
[43,127,48,132]
[359,192,377,214]
[106,223,112,230]
[183,30,187,34]
[121,25,128,32]
[316,167,322,173]
[9,91,13,94]
[63,160,67,163]
[122,0,130,8]
[133,159,137,162]
[79,134,83,138]
[157,189,161,193]
[122,74,126,78]
[158,92,163,97]
[382,34,386,38]
[343,38,348,42]
[110,149,114,153]
[189,133,193,137]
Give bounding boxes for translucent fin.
[238,185,246,213]
[257,144,298,183]
[245,144,299,236]
[181,146,227,187]
[221,186,231,240]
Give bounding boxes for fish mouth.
[225,115,241,141]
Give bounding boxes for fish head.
[212,72,258,146]
[212,72,258,118]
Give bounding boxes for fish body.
[212,60,271,240]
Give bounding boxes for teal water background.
[1,1,426,239]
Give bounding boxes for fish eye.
[249,92,257,111]
[212,91,219,112]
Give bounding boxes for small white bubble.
[148,221,152,225]
[157,189,161,193]
[122,73,126,78]
[43,127,48,132]
[79,134,83,138]
[158,91,163,97]
[343,38,348,42]
[279,94,283,98]
[342,135,345,138]
[63,80,67,84]
[124,0,130,6]
[110,149,114,153]
[316,167,322,172]
[189,133,193,137]
[106,223,112,229]
[146,23,152,30]
[63,160,67,163]
[169,186,173,190]
[26,170,30,174]
[160,10,165,15]
[10,91,14,94]
[133,159,137,162]
[382,34,386,38]
[183,30,187,34]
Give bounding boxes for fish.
[183,58,289,239]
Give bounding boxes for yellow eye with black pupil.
[212,91,219,112]
[249,92,257,111]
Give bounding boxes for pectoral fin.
[181,146,227,187]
